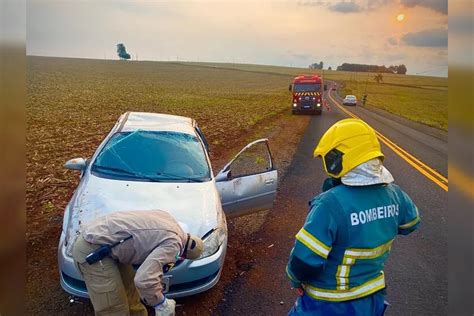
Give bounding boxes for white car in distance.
[343,95,358,106]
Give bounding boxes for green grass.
[339,72,447,130]
[183,62,447,130]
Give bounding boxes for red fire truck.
[289,75,326,115]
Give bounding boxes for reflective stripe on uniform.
[399,205,420,229]
[345,239,393,259]
[295,228,331,259]
[305,273,385,302]
[336,240,393,290]
[399,216,420,229]
[336,257,354,290]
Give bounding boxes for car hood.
[65,174,221,250]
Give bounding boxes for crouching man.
[72,210,203,316]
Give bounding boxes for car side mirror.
[324,84,327,91]
[215,169,231,182]
[288,84,292,92]
[64,158,87,171]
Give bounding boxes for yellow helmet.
[314,118,383,178]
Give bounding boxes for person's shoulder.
[309,188,343,210]
[385,182,401,190]
[310,189,331,204]
[384,183,406,196]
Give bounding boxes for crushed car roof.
[118,112,196,134]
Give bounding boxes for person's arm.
[133,237,181,306]
[287,195,337,287]
[398,190,421,235]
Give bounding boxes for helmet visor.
[324,148,344,176]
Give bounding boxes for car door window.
[216,139,278,218]
[229,141,272,179]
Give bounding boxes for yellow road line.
[375,132,448,183]
[327,91,448,192]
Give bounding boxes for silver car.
[343,95,357,106]
[58,112,278,299]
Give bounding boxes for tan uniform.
[72,210,187,316]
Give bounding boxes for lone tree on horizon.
[374,73,384,83]
[116,43,131,60]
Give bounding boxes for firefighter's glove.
[154,298,176,316]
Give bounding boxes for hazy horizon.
[26,54,449,78]
[27,0,448,77]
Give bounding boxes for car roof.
[346,95,356,98]
[118,112,196,134]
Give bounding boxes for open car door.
[215,139,278,218]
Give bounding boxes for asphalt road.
[208,88,448,315]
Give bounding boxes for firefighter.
[72,210,203,316]
[286,118,420,315]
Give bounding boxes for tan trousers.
[72,235,148,316]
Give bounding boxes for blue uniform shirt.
[287,183,420,302]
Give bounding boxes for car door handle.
[265,179,275,185]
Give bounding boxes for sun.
[397,13,405,22]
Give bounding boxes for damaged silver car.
[58,111,278,299]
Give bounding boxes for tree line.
[336,63,407,74]
[308,62,407,74]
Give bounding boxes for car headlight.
[317,103,321,107]
[198,226,227,259]
[293,103,298,107]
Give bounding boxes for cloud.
[328,1,361,13]
[367,0,392,9]
[298,0,392,12]
[297,0,326,6]
[401,29,448,47]
[387,37,398,45]
[400,0,447,14]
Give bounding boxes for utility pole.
[364,72,369,94]
[362,72,369,106]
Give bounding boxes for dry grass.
[26,57,448,240]
[186,62,447,130]
[26,57,294,239]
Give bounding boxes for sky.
[27,0,449,76]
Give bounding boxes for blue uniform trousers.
[289,291,388,316]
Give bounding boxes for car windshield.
[346,95,356,99]
[293,83,321,92]
[91,130,211,182]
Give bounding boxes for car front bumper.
[292,103,322,113]
[58,233,227,299]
